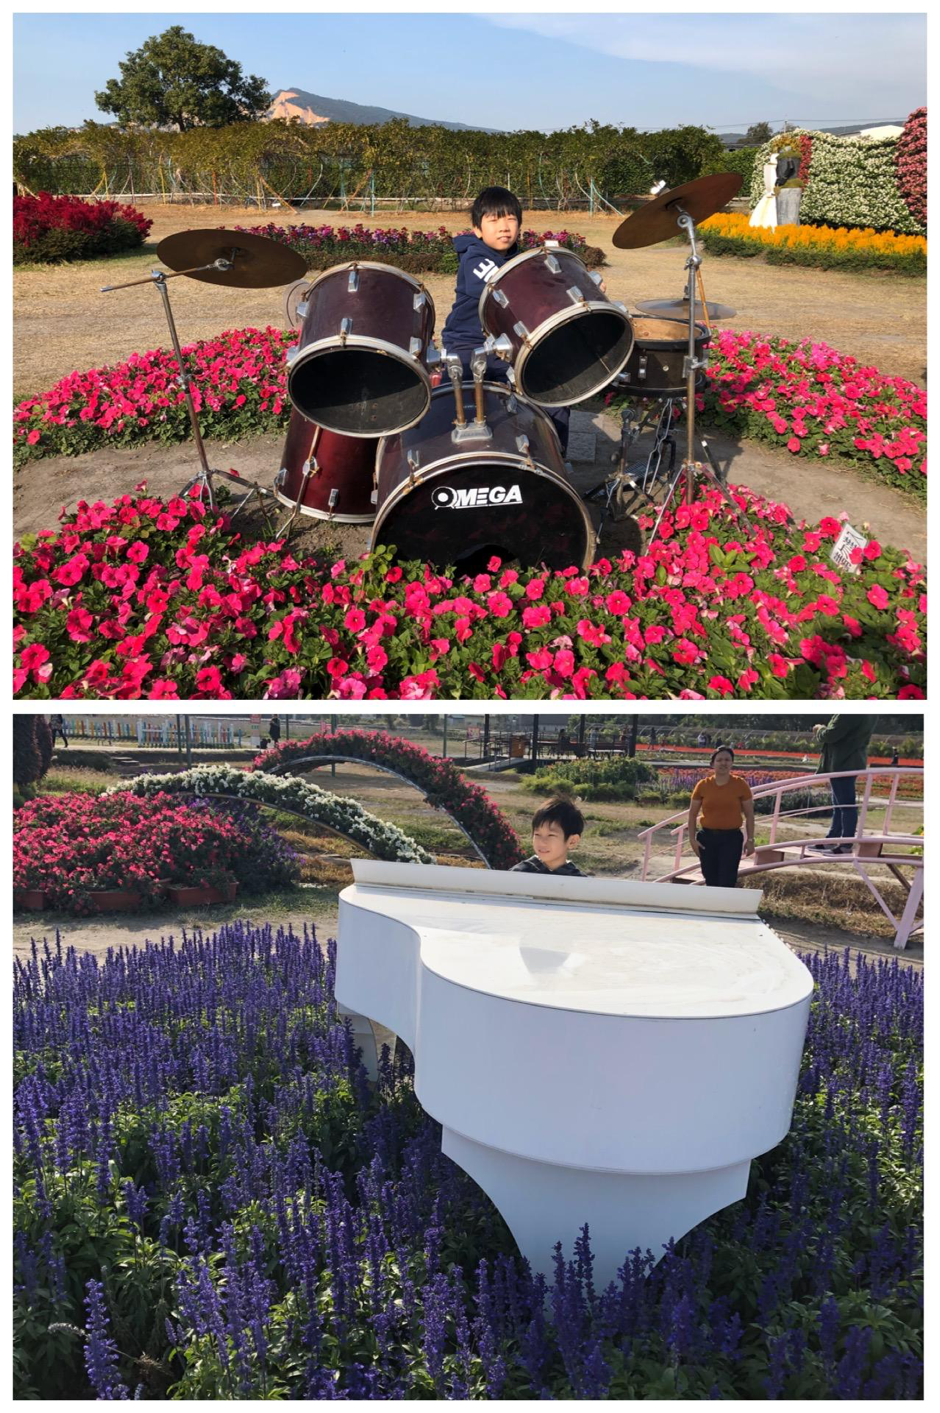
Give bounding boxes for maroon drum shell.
[617,317,711,398]
[287,261,435,437]
[371,382,595,571]
[478,247,634,407]
[275,407,377,523]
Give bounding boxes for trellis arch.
[252,730,523,871]
[114,764,433,864]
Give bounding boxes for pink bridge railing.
[637,768,924,950]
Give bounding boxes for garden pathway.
[13,411,926,563]
[13,907,922,975]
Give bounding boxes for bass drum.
[371,382,595,571]
[274,407,377,523]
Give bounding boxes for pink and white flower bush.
[17,324,925,495]
[13,484,925,701]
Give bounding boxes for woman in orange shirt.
[687,746,756,887]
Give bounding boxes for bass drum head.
[519,308,634,406]
[371,458,593,572]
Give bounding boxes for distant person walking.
[810,715,876,853]
[50,713,68,748]
[269,716,281,747]
[688,747,755,888]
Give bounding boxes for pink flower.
[708,675,734,696]
[126,541,149,563]
[521,604,551,629]
[867,584,890,610]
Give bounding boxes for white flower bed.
[111,765,434,865]
[748,128,924,235]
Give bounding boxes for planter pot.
[87,888,142,913]
[776,187,802,226]
[167,882,238,906]
[14,888,46,910]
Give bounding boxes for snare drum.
[274,407,377,523]
[286,261,436,438]
[617,317,711,398]
[478,246,633,407]
[370,381,595,571]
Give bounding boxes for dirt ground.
[13,205,927,398]
[14,758,923,971]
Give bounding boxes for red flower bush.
[13,484,925,701]
[12,792,246,914]
[13,192,152,265]
[15,325,924,497]
[616,328,926,498]
[895,107,927,230]
[252,729,523,870]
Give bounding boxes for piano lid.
[341,862,813,1020]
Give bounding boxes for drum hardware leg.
[446,355,467,428]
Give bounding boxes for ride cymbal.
[156,228,308,287]
[634,296,737,321]
[612,173,742,250]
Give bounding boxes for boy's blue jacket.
[440,232,519,353]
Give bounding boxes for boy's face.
[532,820,580,871]
[473,210,520,253]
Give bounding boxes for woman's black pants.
[697,828,744,887]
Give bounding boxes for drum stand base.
[181,466,277,535]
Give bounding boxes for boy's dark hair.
[471,185,523,229]
[710,745,735,764]
[532,796,584,839]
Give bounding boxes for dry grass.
[739,869,919,940]
[13,203,926,400]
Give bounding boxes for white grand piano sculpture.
[337,861,813,1288]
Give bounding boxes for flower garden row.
[13,484,926,701]
[698,213,926,276]
[12,792,298,915]
[13,193,152,265]
[13,320,927,495]
[234,221,602,273]
[13,923,922,1399]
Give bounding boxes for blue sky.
[14,11,926,135]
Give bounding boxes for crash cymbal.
[634,296,737,321]
[156,228,308,288]
[613,173,742,250]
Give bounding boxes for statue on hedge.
[749,152,778,229]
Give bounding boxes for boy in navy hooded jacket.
[440,185,570,455]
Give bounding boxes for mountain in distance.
[266,87,498,132]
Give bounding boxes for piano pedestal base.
[442,1128,751,1287]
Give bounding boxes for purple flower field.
[14,923,922,1398]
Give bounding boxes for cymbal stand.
[102,259,275,531]
[646,208,751,541]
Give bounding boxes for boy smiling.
[511,797,585,876]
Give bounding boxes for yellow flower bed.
[700,212,926,258]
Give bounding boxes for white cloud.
[486,13,926,110]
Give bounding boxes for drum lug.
[512,321,531,346]
[566,286,587,306]
[275,468,287,489]
[327,489,339,515]
[507,393,519,414]
[347,269,359,293]
[340,317,353,344]
[492,288,509,308]
[515,433,535,469]
[409,337,423,357]
[296,301,308,319]
[614,300,628,312]
[638,354,648,381]
[484,332,513,361]
[407,449,421,473]
[589,271,604,286]
[413,290,427,312]
[371,487,378,504]
[426,344,442,365]
[285,347,300,365]
[544,252,561,274]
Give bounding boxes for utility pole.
[442,716,448,759]
[176,714,183,760]
[628,715,638,758]
[578,716,586,752]
[331,714,337,778]
[483,714,490,760]
[183,714,193,769]
[531,714,540,763]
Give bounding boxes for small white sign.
[830,523,869,574]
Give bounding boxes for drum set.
[101,172,745,571]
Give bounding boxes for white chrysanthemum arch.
[113,764,433,864]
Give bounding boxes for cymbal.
[612,173,742,250]
[156,229,308,288]
[634,296,737,321]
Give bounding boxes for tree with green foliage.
[745,121,773,144]
[94,25,271,132]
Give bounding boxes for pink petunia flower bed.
[13,484,925,701]
[13,325,926,495]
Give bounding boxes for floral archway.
[253,730,524,870]
[115,763,433,864]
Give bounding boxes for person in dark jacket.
[511,796,585,876]
[440,186,571,455]
[809,715,876,853]
[269,716,281,746]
